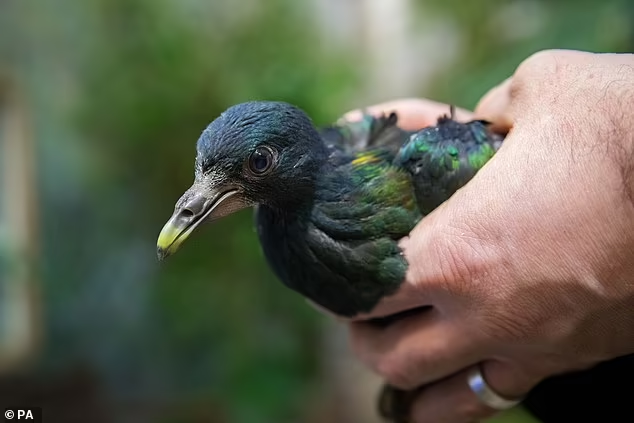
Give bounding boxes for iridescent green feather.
[394,115,502,214]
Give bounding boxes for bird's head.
[157,101,326,260]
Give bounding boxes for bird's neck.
[266,138,330,212]
[255,201,313,251]
[260,194,315,222]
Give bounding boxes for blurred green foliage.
[1,0,631,422]
[420,0,632,108]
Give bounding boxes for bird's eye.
[248,146,275,175]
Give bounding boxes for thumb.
[474,77,515,135]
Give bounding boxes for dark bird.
[156,101,500,316]
[156,100,501,422]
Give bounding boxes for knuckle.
[516,49,569,80]
[512,49,574,104]
[435,237,474,295]
[376,354,418,390]
[424,227,471,286]
[429,221,501,299]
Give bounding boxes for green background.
[0,0,631,422]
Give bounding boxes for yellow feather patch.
[352,152,381,166]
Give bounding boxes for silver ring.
[467,365,523,410]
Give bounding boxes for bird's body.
[255,146,419,317]
[157,101,501,317]
[256,108,500,317]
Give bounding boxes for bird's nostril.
[179,195,207,218]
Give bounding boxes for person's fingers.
[348,308,486,390]
[408,361,538,423]
[341,98,474,131]
[473,77,514,134]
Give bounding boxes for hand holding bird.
[347,49,634,422]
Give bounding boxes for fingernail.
[340,110,363,123]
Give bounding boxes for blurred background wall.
[0,1,631,422]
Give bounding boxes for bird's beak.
[157,185,245,260]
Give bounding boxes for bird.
[156,100,503,423]
[156,101,501,317]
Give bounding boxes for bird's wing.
[318,112,413,157]
[313,150,420,241]
[311,151,421,264]
[394,114,504,215]
[301,151,421,313]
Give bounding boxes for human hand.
[345,49,634,422]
